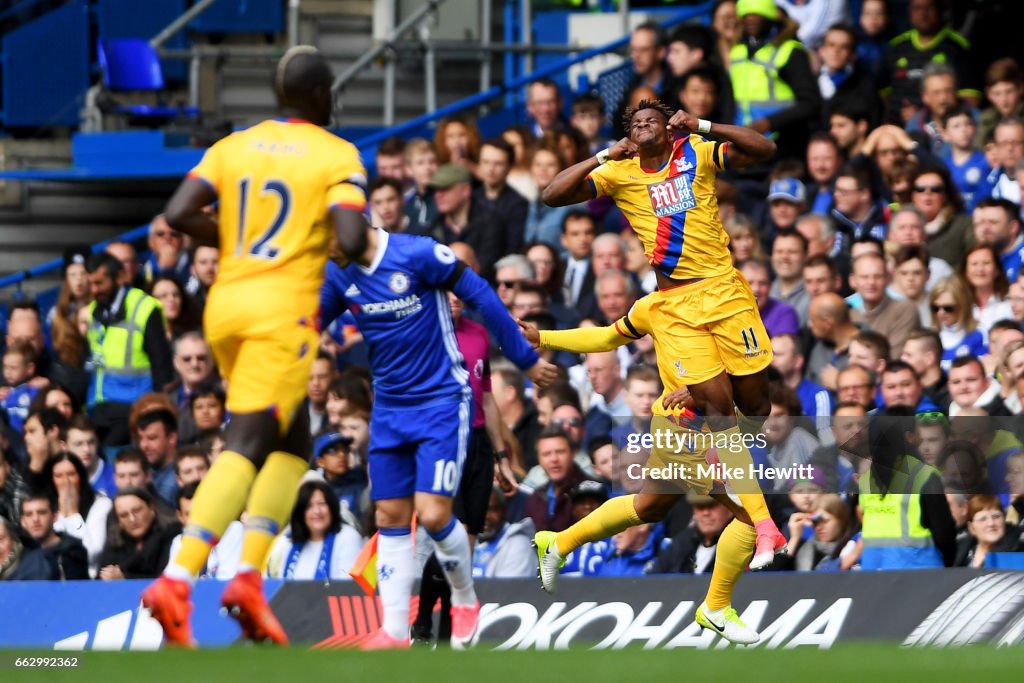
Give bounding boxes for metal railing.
[0,225,150,294]
[0,1,714,296]
[351,0,714,149]
[330,0,449,127]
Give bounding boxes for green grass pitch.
[6,645,1024,683]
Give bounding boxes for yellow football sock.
[705,519,756,611]
[716,424,772,524]
[554,494,642,555]
[240,451,310,569]
[175,451,257,576]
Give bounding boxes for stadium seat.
[95,38,199,123]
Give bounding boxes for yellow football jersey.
[188,118,367,296]
[588,134,731,281]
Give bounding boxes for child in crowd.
[940,104,991,211]
[569,93,609,157]
[1,341,39,433]
[190,384,226,434]
[403,138,439,233]
[66,415,116,498]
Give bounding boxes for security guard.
[729,0,820,159]
[858,411,957,570]
[85,251,173,448]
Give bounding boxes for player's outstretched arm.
[451,266,557,387]
[666,110,776,170]
[165,178,219,247]
[541,137,638,207]
[518,319,634,354]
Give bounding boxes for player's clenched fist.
[607,137,638,161]
[662,385,696,412]
[602,137,634,161]
[666,110,700,136]
[526,359,559,388]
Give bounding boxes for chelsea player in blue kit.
[321,227,558,649]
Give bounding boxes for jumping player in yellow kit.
[535,99,787,642]
[141,46,370,647]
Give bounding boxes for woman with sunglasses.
[910,164,971,268]
[960,243,1015,339]
[929,276,987,370]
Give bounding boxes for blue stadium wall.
[1,571,1022,650]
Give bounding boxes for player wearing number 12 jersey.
[143,46,370,647]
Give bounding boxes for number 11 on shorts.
[741,326,760,353]
[432,460,458,494]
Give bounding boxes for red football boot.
[221,570,289,645]
[142,575,196,648]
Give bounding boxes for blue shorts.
[368,396,473,500]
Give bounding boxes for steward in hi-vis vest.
[85,252,173,447]
[729,0,821,160]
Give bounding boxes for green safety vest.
[729,39,801,127]
[86,288,161,406]
[859,454,943,569]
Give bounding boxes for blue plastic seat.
[97,38,199,120]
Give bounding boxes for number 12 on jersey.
[237,177,292,259]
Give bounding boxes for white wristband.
[697,119,712,134]
[595,148,611,165]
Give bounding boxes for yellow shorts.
[203,285,320,433]
[650,270,772,384]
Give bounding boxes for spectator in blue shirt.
[142,215,190,287]
[771,333,834,441]
[599,522,664,577]
[973,198,1024,283]
[940,104,990,211]
[1,341,39,433]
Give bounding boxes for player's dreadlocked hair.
[621,98,675,134]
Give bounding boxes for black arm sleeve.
[919,474,958,567]
[143,313,174,390]
[768,48,822,131]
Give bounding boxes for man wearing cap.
[650,493,732,575]
[764,177,806,241]
[413,163,514,282]
[729,0,820,159]
[313,431,367,523]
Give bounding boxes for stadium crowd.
[3,0,1024,585]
